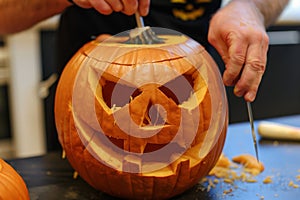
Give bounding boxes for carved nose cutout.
[143,104,166,127]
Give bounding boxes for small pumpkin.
[55,28,228,199]
[0,158,30,200]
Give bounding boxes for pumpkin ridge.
[0,159,29,199]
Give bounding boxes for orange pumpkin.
[0,158,30,200]
[55,28,228,199]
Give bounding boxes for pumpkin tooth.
[61,150,66,159]
[73,171,79,179]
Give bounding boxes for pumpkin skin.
[55,29,228,199]
[0,158,30,200]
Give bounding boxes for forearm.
[0,0,71,34]
[250,0,289,27]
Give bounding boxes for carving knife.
[246,101,259,162]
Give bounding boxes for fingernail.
[245,92,255,102]
[233,87,243,97]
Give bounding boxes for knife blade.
[246,101,259,162]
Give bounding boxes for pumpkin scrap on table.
[0,158,30,200]
[205,153,265,189]
[232,154,264,175]
[55,28,228,199]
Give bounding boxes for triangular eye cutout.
[101,78,141,109]
[159,73,194,105]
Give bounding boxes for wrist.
[250,0,289,27]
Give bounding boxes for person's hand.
[71,0,150,16]
[208,0,269,102]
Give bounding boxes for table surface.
[8,115,300,200]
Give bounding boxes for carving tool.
[246,101,259,162]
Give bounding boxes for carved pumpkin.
[55,28,228,199]
[0,158,30,200]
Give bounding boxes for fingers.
[234,33,269,102]
[72,0,93,9]
[89,0,122,15]
[209,23,269,102]
[121,0,138,15]
[138,0,150,16]
[234,62,263,102]
[223,33,248,86]
[76,0,150,16]
[208,30,229,65]
[207,0,270,102]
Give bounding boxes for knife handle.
[257,121,300,140]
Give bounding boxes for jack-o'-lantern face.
[171,0,212,21]
[55,28,228,199]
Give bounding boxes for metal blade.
[246,101,259,162]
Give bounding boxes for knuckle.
[250,29,269,44]
[221,55,229,64]
[230,53,246,65]
[207,35,217,45]
[262,32,269,44]
[226,70,238,80]
[247,59,266,73]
